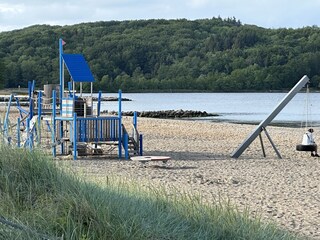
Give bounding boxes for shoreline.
[0,102,311,128]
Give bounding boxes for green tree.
[0,59,4,89]
[1,19,320,92]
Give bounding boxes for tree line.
[0,17,320,92]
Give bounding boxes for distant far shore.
[0,94,132,104]
[0,88,317,95]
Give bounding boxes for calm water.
[96,92,320,126]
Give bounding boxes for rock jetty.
[93,96,132,102]
[103,109,219,118]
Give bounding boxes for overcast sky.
[1,0,319,32]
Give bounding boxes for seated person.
[302,128,319,157]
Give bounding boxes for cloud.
[0,3,26,31]
[187,0,210,8]
[0,3,24,14]
[0,0,319,31]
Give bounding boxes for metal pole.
[97,90,102,117]
[91,82,93,98]
[26,118,32,149]
[91,82,93,114]
[263,127,282,159]
[133,111,137,129]
[231,75,310,158]
[32,80,35,92]
[73,112,77,160]
[67,81,72,97]
[37,91,42,145]
[258,132,266,157]
[4,94,13,136]
[27,81,33,119]
[29,93,33,119]
[118,89,122,159]
[29,80,35,119]
[124,132,129,160]
[52,90,56,157]
[59,38,64,110]
[139,134,143,156]
[59,39,64,154]
[73,81,75,101]
[17,117,20,148]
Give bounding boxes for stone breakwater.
[104,109,219,118]
[96,97,131,102]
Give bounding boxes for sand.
[64,117,320,239]
[1,102,318,239]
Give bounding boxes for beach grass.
[0,146,302,240]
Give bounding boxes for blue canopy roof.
[62,54,95,82]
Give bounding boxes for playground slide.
[22,116,38,147]
[29,116,38,132]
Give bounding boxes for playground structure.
[0,39,143,160]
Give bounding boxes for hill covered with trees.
[1,17,320,92]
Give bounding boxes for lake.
[97,92,320,126]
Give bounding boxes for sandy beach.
[2,104,318,239]
[61,117,319,239]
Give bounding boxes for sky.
[0,0,320,32]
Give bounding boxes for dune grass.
[0,146,303,240]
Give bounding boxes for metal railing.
[76,117,120,142]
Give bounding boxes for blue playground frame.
[2,38,143,160]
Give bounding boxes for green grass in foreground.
[0,146,303,240]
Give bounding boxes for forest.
[0,17,320,92]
